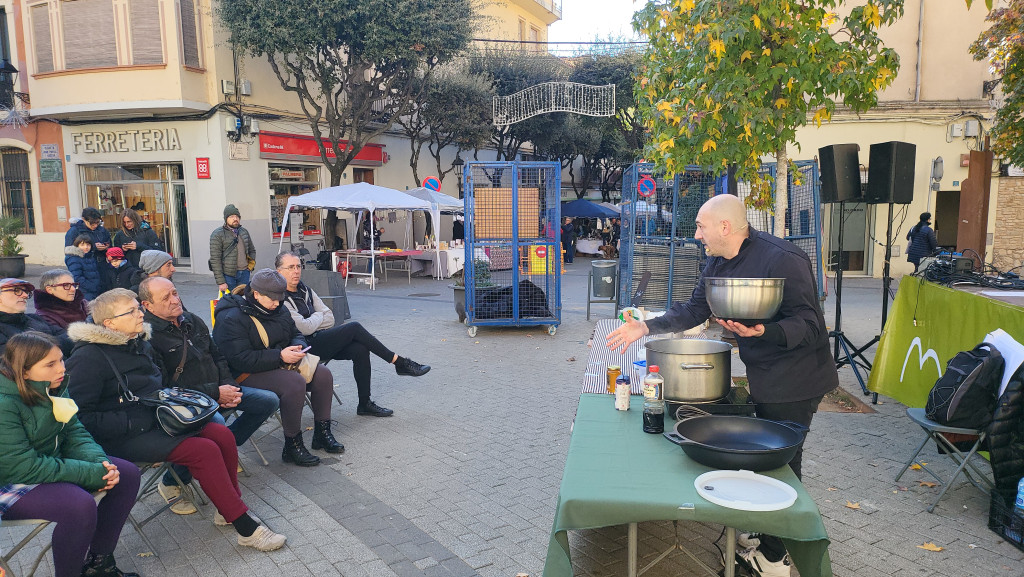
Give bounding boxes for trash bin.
[592,260,617,298]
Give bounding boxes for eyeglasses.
[48,282,80,291]
[109,305,145,320]
[1,287,31,297]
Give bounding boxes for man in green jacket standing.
[210,204,256,292]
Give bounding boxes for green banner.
[868,276,1024,407]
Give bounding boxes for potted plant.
[449,259,493,323]
[0,216,26,277]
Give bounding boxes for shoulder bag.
[249,315,319,383]
[94,346,218,437]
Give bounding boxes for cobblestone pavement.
[3,262,1024,577]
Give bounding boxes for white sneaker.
[737,547,792,577]
[237,525,287,551]
[737,532,762,549]
[214,511,261,526]
[157,483,197,515]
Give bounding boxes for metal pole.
[881,202,895,330]
[832,202,846,360]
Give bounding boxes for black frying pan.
[663,415,809,471]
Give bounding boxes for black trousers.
[750,394,825,561]
[308,322,395,405]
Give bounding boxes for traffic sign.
[422,176,441,191]
[536,246,547,259]
[637,176,656,198]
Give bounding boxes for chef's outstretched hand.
[607,318,649,354]
[717,318,765,338]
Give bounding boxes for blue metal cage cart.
[463,161,561,337]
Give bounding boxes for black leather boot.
[395,356,430,376]
[311,420,345,453]
[282,433,320,466]
[356,400,393,417]
[81,553,140,577]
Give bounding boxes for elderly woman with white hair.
[65,289,287,552]
[33,269,89,330]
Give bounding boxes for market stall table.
[575,238,603,256]
[334,249,423,290]
[409,247,465,279]
[867,276,1024,407]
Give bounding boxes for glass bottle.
[642,365,665,434]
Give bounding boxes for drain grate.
[408,293,441,297]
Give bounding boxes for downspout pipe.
[915,0,924,102]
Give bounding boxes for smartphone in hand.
[299,346,312,353]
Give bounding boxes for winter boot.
[282,433,320,466]
[80,553,140,577]
[356,400,393,417]
[311,420,345,453]
[395,356,430,377]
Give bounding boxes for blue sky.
[547,0,643,43]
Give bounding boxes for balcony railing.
[533,0,561,18]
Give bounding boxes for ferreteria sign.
[71,128,182,154]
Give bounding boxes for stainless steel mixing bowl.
[704,277,785,321]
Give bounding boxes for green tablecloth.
[543,394,832,577]
[867,276,1024,408]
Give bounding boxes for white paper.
[984,328,1024,398]
[980,291,1024,298]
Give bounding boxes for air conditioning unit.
[221,79,235,95]
[239,80,252,96]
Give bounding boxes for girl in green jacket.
[0,331,141,577]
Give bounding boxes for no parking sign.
[637,176,656,198]
[422,176,441,191]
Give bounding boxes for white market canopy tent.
[277,182,439,279]
[405,187,463,212]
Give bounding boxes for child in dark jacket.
[100,247,139,291]
[64,235,103,300]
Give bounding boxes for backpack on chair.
[925,342,1004,429]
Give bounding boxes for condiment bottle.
[642,365,665,433]
[606,365,621,394]
[615,375,631,411]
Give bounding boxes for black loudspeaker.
[818,144,862,204]
[866,141,916,204]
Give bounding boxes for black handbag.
[95,346,218,437]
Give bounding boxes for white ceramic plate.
[694,470,798,511]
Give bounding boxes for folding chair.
[1,493,105,577]
[895,408,995,512]
[129,463,206,556]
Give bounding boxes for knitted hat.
[248,268,286,301]
[139,250,173,275]
[224,204,241,220]
[0,278,34,292]
[106,247,125,260]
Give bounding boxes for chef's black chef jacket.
[645,227,839,404]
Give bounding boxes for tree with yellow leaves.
[634,0,903,236]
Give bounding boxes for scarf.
[244,291,276,317]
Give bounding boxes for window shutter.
[31,4,53,73]
[179,0,200,68]
[63,0,118,70]
[129,0,163,65]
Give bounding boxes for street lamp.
[453,154,465,199]
[0,59,18,109]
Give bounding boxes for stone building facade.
[992,176,1024,271]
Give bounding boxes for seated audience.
[276,252,429,417]
[139,276,280,513]
[101,247,139,291]
[0,278,71,355]
[0,331,141,577]
[129,250,175,293]
[212,269,344,466]
[66,289,286,551]
[33,269,89,330]
[112,208,162,269]
[65,235,104,300]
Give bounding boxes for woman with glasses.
[33,269,89,330]
[66,289,287,552]
[0,331,141,577]
[212,269,344,467]
[0,278,72,356]
[112,209,162,270]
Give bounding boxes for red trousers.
[166,423,247,523]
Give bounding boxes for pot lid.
[694,470,797,512]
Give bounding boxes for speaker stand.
[829,201,879,403]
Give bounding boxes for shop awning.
[259,132,387,166]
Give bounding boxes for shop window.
[0,149,34,234]
[30,3,53,74]
[81,164,184,257]
[129,0,163,65]
[180,0,201,68]
[269,166,320,238]
[62,0,118,70]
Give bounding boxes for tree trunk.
[773,146,788,239]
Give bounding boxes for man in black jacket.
[139,277,279,512]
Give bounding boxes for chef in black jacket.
[608,193,838,568]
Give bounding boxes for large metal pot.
[664,416,809,471]
[645,338,732,402]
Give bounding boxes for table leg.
[628,522,638,577]
[724,527,735,577]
